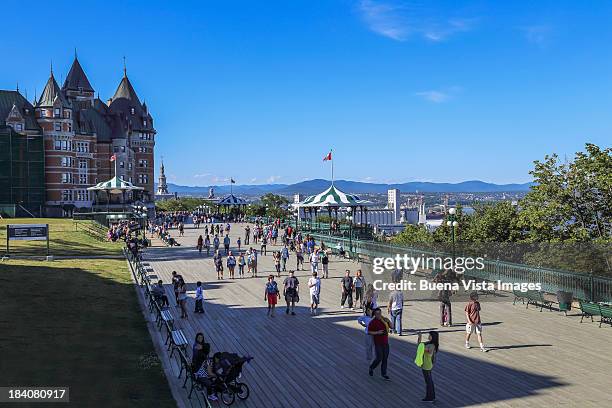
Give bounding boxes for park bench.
[168,329,188,355]
[580,301,612,327]
[159,309,174,331]
[525,290,553,311]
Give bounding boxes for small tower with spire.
[157,158,169,195]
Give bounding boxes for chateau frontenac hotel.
[0,55,155,217]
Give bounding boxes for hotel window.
[15,123,23,131]
[62,190,72,201]
[61,157,72,167]
[54,140,61,150]
[61,173,72,183]
[113,147,119,153]
[61,140,71,151]
[40,110,46,118]
[120,161,125,169]
[138,174,148,184]
[128,162,133,170]
[130,107,135,115]
[54,108,61,118]
[128,177,133,183]
[78,159,87,169]
[143,120,147,126]
[67,123,72,132]
[79,174,87,184]
[55,122,62,131]
[121,146,125,152]
[76,142,89,153]
[64,110,71,119]
[138,159,148,168]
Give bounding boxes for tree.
[260,193,290,219]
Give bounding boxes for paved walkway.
[136,223,612,408]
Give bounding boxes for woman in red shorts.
[264,275,280,317]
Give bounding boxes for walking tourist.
[194,281,205,314]
[296,245,304,270]
[204,235,211,256]
[273,251,281,277]
[281,244,289,271]
[465,292,488,352]
[388,288,404,335]
[238,251,246,278]
[434,270,454,326]
[213,234,220,252]
[283,270,300,315]
[178,278,188,319]
[308,271,321,315]
[213,250,224,280]
[264,275,280,317]
[244,225,250,245]
[416,331,439,402]
[237,237,241,252]
[341,270,354,309]
[309,248,320,274]
[364,283,378,310]
[357,307,374,360]
[223,234,231,255]
[260,235,267,256]
[227,251,236,279]
[172,271,183,306]
[321,250,329,278]
[354,269,366,307]
[368,308,390,380]
[197,235,204,255]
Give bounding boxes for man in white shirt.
[387,289,404,335]
[308,271,322,316]
[309,249,320,273]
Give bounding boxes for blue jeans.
[390,309,403,335]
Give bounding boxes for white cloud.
[211,176,230,183]
[193,173,211,178]
[357,1,476,42]
[415,90,451,103]
[250,177,257,183]
[267,176,281,183]
[520,25,552,47]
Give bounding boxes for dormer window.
[40,110,46,118]
[54,122,62,132]
[143,120,147,126]
[54,108,61,118]
[16,123,23,131]
[130,107,135,115]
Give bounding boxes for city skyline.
[2,0,611,185]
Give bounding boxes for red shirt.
[368,318,388,346]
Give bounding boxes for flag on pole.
[323,151,332,161]
[230,178,236,184]
[110,154,117,162]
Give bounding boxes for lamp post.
[293,209,299,232]
[446,207,459,263]
[346,207,354,252]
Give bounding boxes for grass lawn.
[0,254,175,406]
[0,218,122,257]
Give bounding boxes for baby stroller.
[211,353,254,406]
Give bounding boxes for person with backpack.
[283,271,300,315]
[264,275,280,317]
[416,331,439,402]
[213,250,224,280]
[321,250,329,279]
[260,235,268,256]
[341,270,354,309]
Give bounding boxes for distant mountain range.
[158,179,533,196]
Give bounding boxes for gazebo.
[216,194,248,217]
[295,184,373,234]
[87,176,145,211]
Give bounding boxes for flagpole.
[230,178,233,195]
[331,149,334,185]
[114,157,118,178]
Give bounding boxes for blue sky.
[2,0,611,185]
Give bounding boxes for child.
[194,281,205,314]
[264,275,280,317]
[357,308,374,360]
[465,292,488,352]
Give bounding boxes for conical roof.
[62,57,94,92]
[37,73,70,108]
[111,74,141,105]
[298,184,373,207]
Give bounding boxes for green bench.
[580,301,612,327]
[513,290,553,312]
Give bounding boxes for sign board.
[7,224,49,241]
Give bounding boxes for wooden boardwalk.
[133,223,612,408]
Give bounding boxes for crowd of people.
[144,214,493,404]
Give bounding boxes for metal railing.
[307,232,612,303]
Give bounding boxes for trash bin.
[557,291,573,315]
